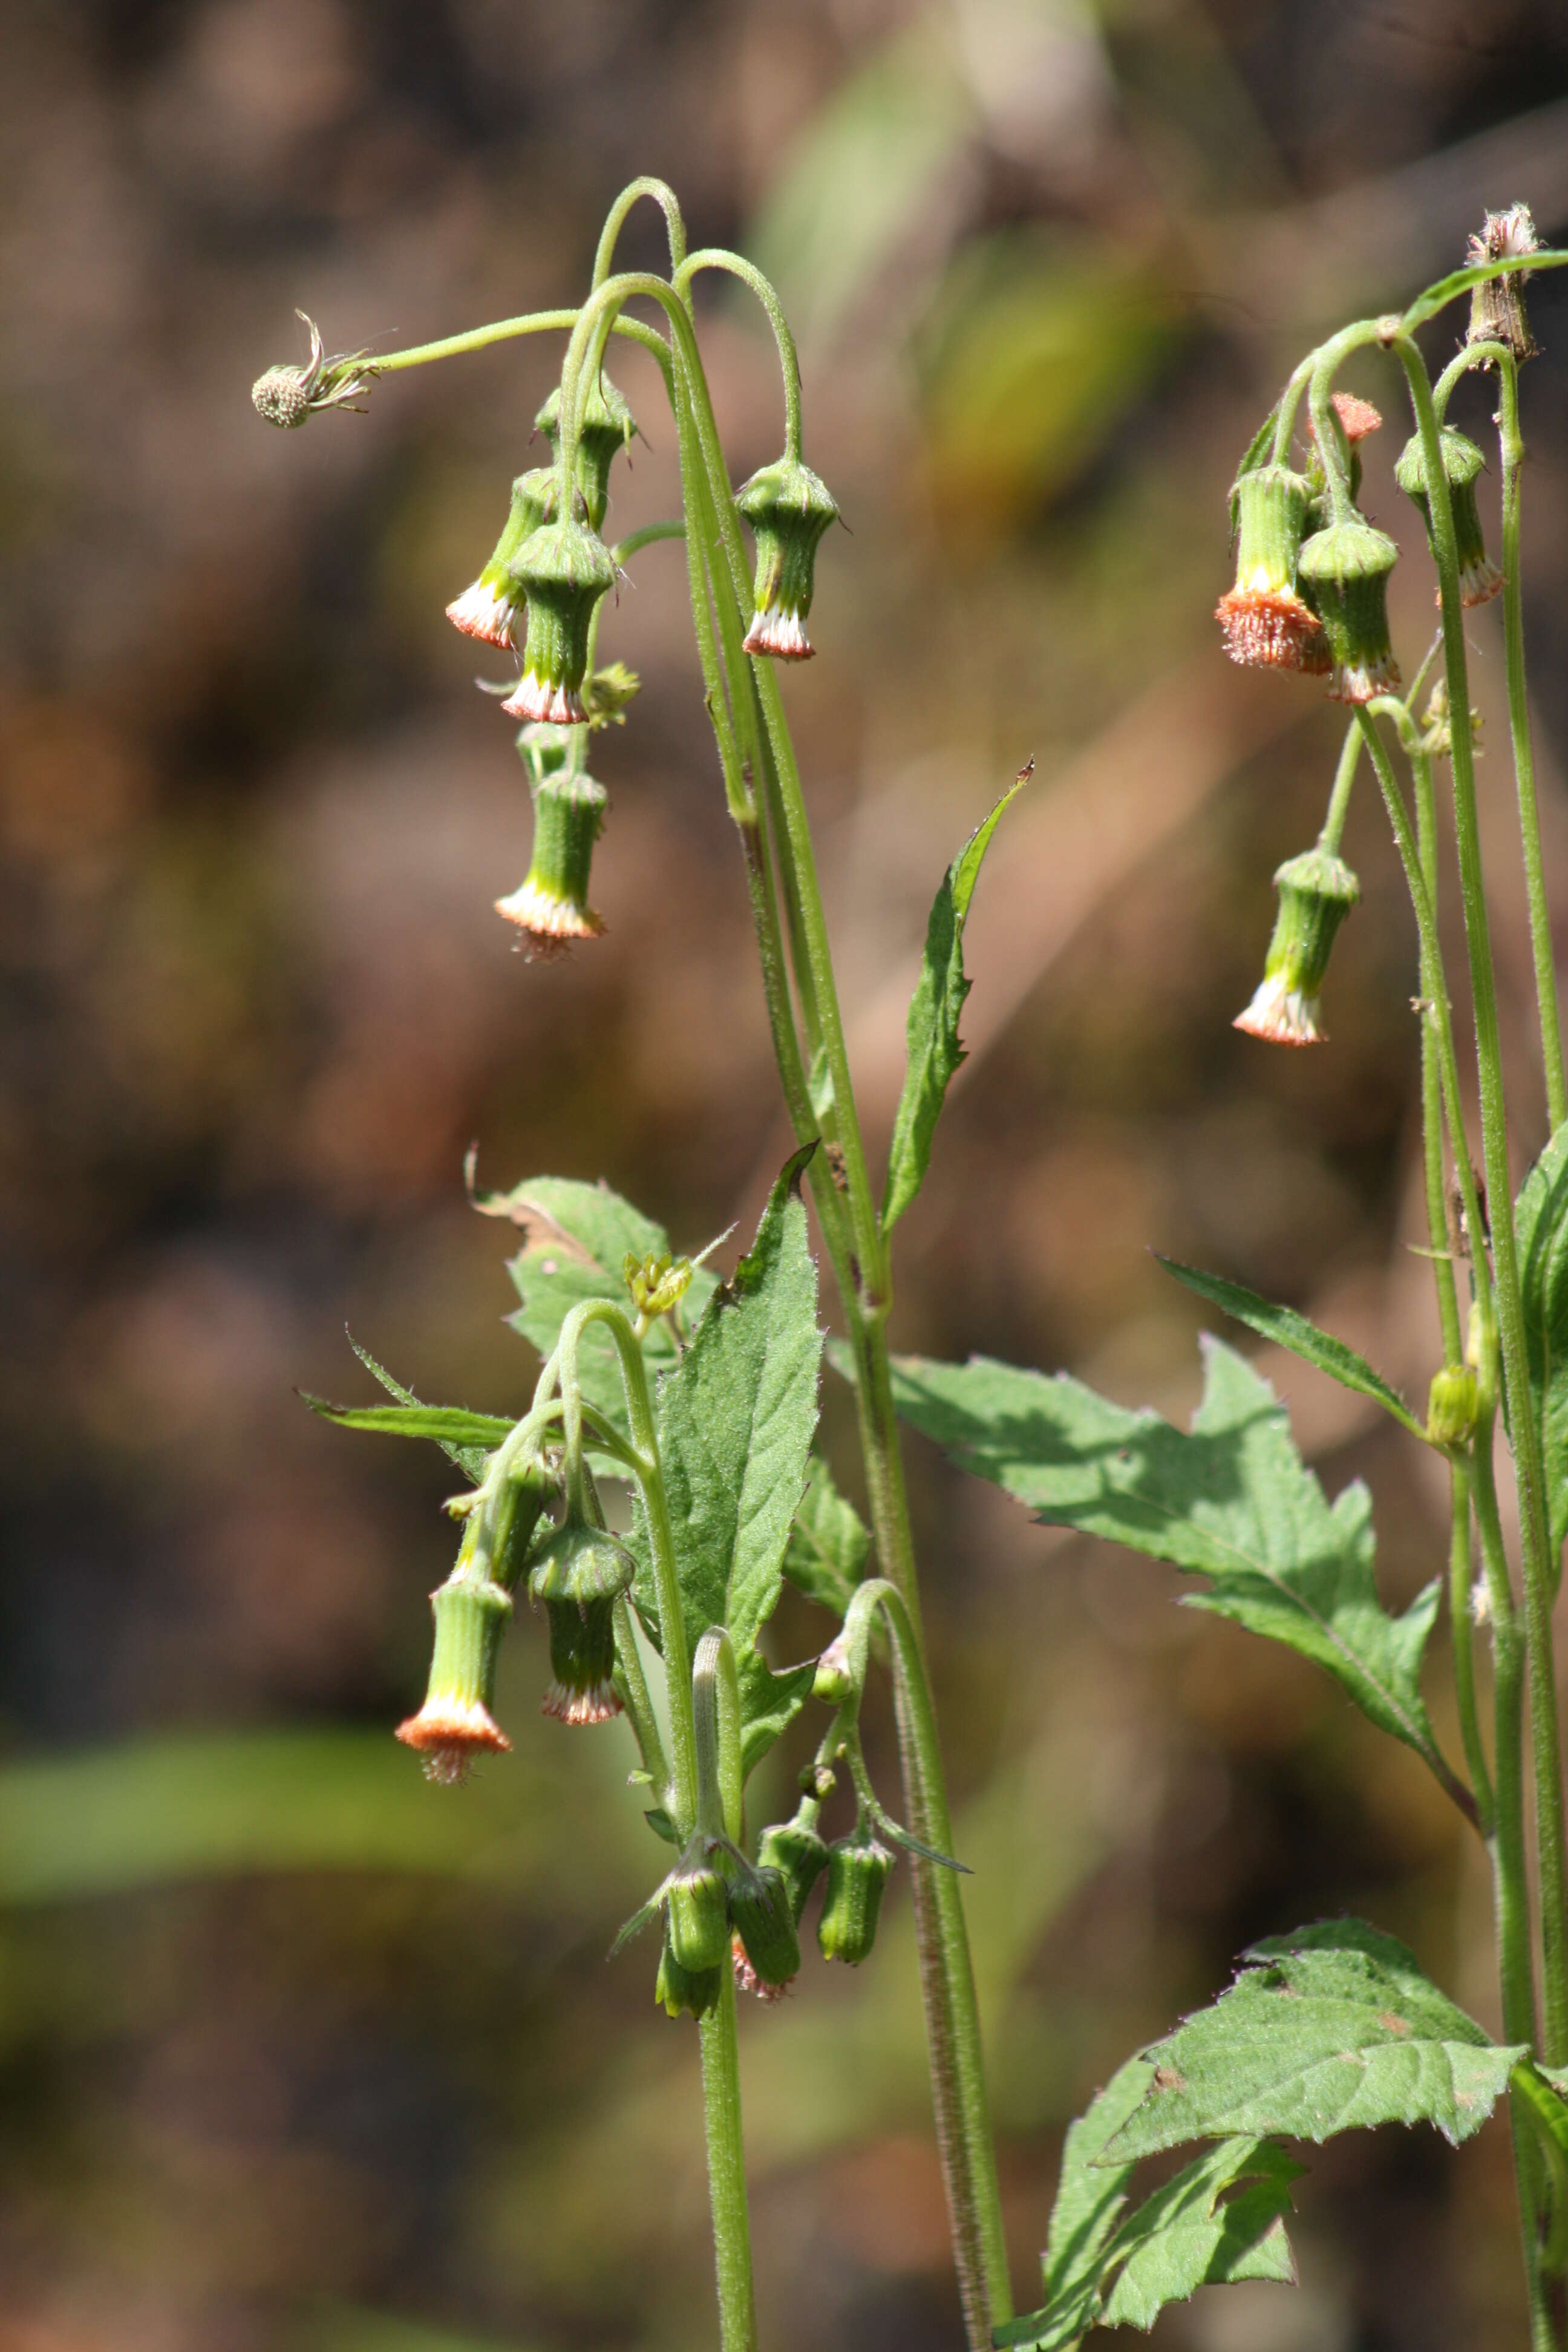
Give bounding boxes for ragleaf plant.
[253,183,1568,2349]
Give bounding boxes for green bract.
[737,456,838,660]
[501,518,618,727]
[536,373,638,532]
[1296,518,1400,703]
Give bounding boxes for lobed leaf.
[1107,1918,1525,2161]
[885,1337,1467,1809]
[1157,1255,1422,1436]
[999,2055,1297,2351]
[881,766,1029,1236]
[633,1147,825,1777]
[1515,1119,1568,1556]
[783,1454,870,1618]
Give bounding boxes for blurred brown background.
[5,1,1568,2345]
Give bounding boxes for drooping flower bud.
[737,457,840,660]
[1394,428,1503,609]
[817,1830,895,1967]
[757,1817,831,1924]
[655,1930,721,2020]
[1467,203,1540,362]
[664,1856,732,1976]
[728,1864,801,2000]
[1296,520,1400,703]
[535,374,638,533]
[1427,1365,1480,1451]
[396,1567,514,1784]
[501,520,618,726]
[1234,847,1361,1048]
[495,771,608,959]
[1215,465,1327,673]
[526,1518,635,1725]
[446,468,558,650]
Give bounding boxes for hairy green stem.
[1409,735,1463,1364]
[676,250,804,460]
[698,1976,759,2352]
[592,175,687,287]
[1394,331,1568,2064]
[368,308,670,377]
[1316,720,1361,858]
[613,1593,671,1815]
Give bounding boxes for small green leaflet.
[998,2055,1298,2351]
[1227,400,1281,538]
[1157,1255,1423,1437]
[632,1148,825,1779]
[1108,1919,1526,2162]
[881,763,1030,1236]
[1399,246,1568,336]
[783,1454,870,1618]
[489,1174,717,1449]
[885,1337,1472,1818]
[302,1398,515,1452]
[1515,1119,1568,1556]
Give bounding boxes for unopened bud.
[812,1631,858,1706]
[1394,428,1502,609]
[1297,520,1400,704]
[665,1858,731,1975]
[447,468,558,650]
[396,1569,514,1783]
[1215,465,1327,673]
[535,373,638,533]
[656,1930,721,2020]
[729,1864,800,1999]
[495,771,608,960]
[1468,204,1540,362]
[1305,393,1383,509]
[528,1519,635,1725]
[1427,1365,1480,1451]
[1234,847,1360,1048]
[737,457,839,661]
[501,520,618,727]
[817,1831,894,1967]
[757,1818,830,1924]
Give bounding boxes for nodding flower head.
[446,469,558,650]
[1468,203,1541,360]
[816,1830,895,1967]
[737,456,840,660]
[527,1518,635,1725]
[1394,426,1503,609]
[1296,519,1400,703]
[396,1570,514,1783]
[728,1863,800,1999]
[1234,846,1361,1048]
[500,519,618,727]
[655,1931,721,2021]
[252,312,377,428]
[1215,463,1327,673]
[663,1855,731,1976]
[494,770,608,960]
[535,373,638,533]
[757,1816,831,1924]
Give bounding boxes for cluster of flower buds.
[396,1461,555,1782]
[1234,846,1361,1048]
[737,457,840,660]
[624,1248,694,1322]
[652,1836,805,2019]
[527,1512,635,1726]
[1394,427,1503,609]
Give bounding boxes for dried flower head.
[1468,203,1541,359]
[252,312,378,428]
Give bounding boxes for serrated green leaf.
[345,1339,491,1481]
[1108,1918,1525,2161]
[633,1148,824,1778]
[885,1338,1468,1810]
[1157,1255,1422,1437]
[490,1176,717,1448]
[302,1398,515,1451]
[1515,1119,1568,1556]
[783,1455,870,1617]
[881,768,1029,1236]
[1001,2055,1297,2351]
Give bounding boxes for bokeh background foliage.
[4,0,1568,2345]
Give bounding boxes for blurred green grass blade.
[749,19,975,346]
[0,1729,563,1904]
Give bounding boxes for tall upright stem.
[1396,335,1568,2065]
[699,1981,759,2352]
